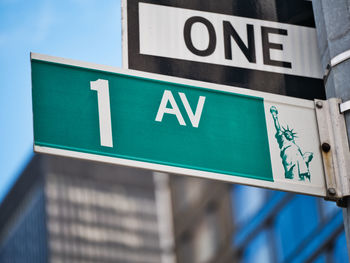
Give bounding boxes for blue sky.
[0,0,122,202]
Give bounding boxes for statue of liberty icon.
[270,106,313,181]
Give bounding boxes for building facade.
[0,154,162,263]
[0,154,233,263]
[231,185,347,262]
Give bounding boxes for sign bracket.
[340,100,350,113]
[323,49,350,83]
[315,98,350,206]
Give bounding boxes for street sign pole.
[312,0,350,257]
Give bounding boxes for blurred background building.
[0,154,233,263]
[0,154,347,263]
[0,154,164,263]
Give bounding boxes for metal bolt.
[316,101,323,108]
[327,188,336,196]
[322,142,331,152]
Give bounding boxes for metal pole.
[312,0,350,256]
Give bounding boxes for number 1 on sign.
[90,79,114,147]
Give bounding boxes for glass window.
[313,254,327,263]
[274,195,319,260]
[334,232,348,263]
[242,231,271,263]
[319,198,339,221]
[232,185,270,225]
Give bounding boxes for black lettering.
[184,16,216,56]
[223,21,256,63]
[261,26,292,68]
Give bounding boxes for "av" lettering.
[155,90,206,128]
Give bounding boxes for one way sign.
[122,0,325,100]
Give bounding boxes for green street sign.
[31,53,327,197]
